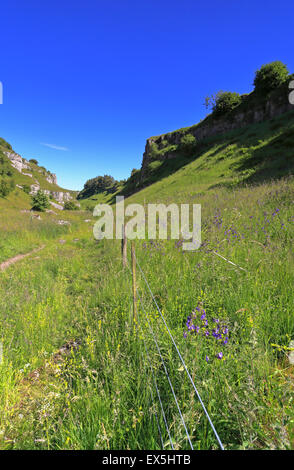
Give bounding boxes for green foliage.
[149,142,160,160]
[131,168,139,177]
[0,137,12,150]
[1,109,294,449]
[64,201,79,210]
[180,133,195,146]
[1,175,294,450]
[0,153,14,177]
[253,61,289,93]
[159,139,168,150]
[22,184,31,194]
[29,158,38,165]
[180,133,197,148]
[78,174,119,199]
[211,91,242,116]
[122,168,142,196]
[0,179,14,197]
[31,190,50,211]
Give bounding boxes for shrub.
[253,61,289,94]
[212,91,242,116]
[29,158,39,165]
[131,168,139,177]
[0,179,14,197]
[149,142,160,160]
[180,133,197,147]
[78,174,119,199]
[159,139,168,150]
[22,184,31,194]
[31,190,50,211]
[64,201,79,210]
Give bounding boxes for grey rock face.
[140,92,294,180]
[29,185,72,208]
[51,191,72,203]
[4,151,31,173]
[50,201,64,211]
[30,184,41,194]
[46,173,57,185]
[4,151,57,186]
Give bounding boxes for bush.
[64,201,79,210]
[149,142,160,160]
[29,158,38,165]
[159,139,168,150]
[212,91,242,116]
[78,174,119,199]
[22,184,31,194]
[253,61,289,94]
[0,179,14,197]
[31,190,50,212]
[180,133,197,147]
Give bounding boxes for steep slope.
[0,137,76,210]
[139,78,293,186]
[79,105,294,210]
[78,72,294,206]
[125,108,294,205]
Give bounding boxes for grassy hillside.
[127,109,294,204]
[0,137,74,206]
[79,106,294,209]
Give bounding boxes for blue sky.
[0,0,293,190]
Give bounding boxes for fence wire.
[133,251,225,451]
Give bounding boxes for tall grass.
[0,177,293,449]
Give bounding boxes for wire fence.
[125,244,225,451]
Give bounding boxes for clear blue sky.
[0,0,293,190]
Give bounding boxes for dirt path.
[0,245,46,272]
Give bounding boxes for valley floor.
[0,177,293,450]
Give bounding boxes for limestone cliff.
[140,81,293,182]
[3,149,72,208]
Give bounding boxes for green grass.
[0,175,293,450]
[0,142,72,194]
[135,109,294,197]
[0,106,294,450]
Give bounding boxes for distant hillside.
[0,138,76,211]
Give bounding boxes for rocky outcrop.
[4,151,31,173]
[140,85,294,180]
[29,184,72,209]
[3,147,74,209]
[4,151,58,186]
[51,191,72,203]
[30,184,41,194]
[46,173,57,185]
[50,201,64,211]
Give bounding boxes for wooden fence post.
[121,225,127,268]
[131,241,137,324]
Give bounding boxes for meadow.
[0,173,293,450]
